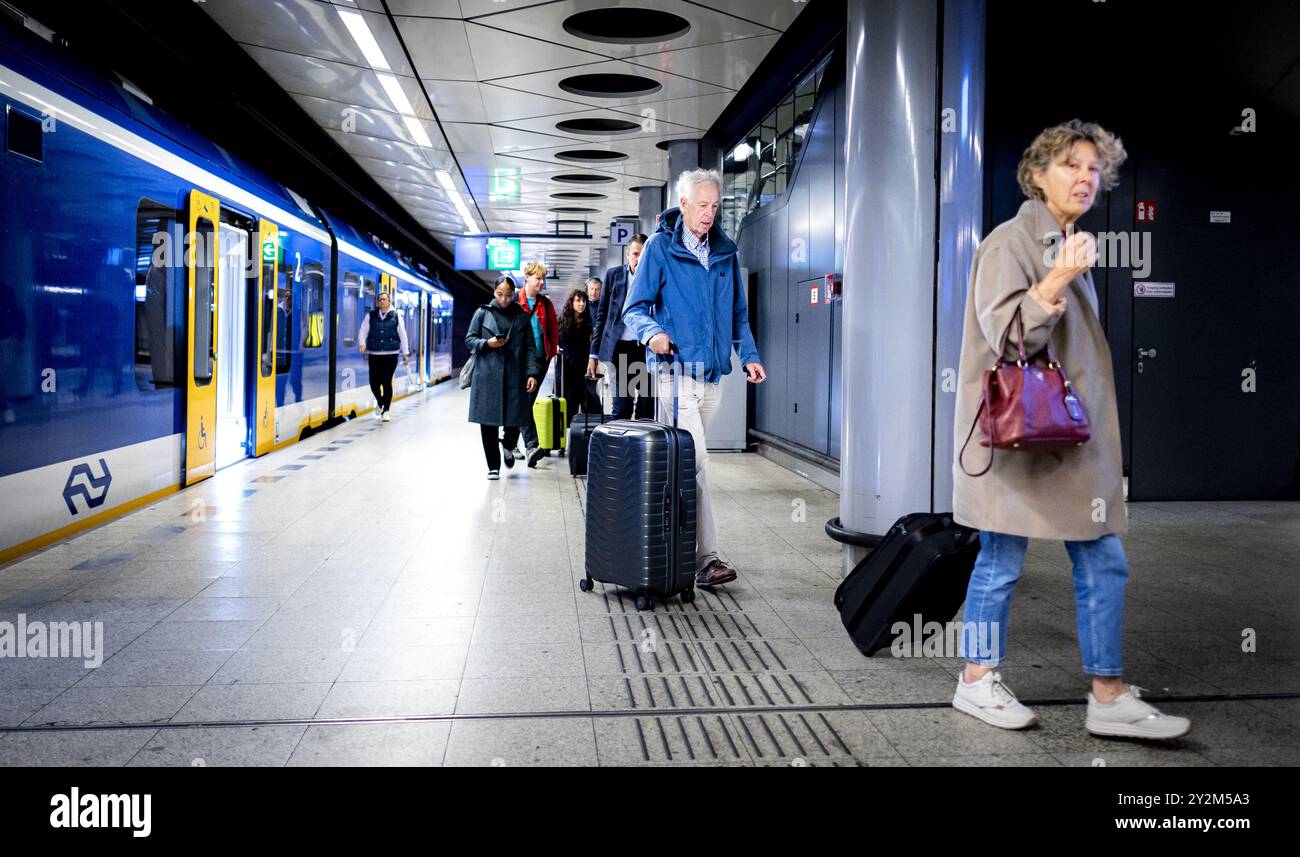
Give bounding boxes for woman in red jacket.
[516,261,558,465]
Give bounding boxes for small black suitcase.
[833,512,980,656]
[581,364,695,610]
[568,413,609,476]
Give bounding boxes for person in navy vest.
[587,234,653,419]
[358,291,410,422]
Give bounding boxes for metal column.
[838,0,939,572]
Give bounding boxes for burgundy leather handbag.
[959,307,1090,477]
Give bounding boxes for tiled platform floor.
[1,384,1298,766]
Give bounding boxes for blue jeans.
[959,531,1129,676]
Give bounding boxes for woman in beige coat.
[950,120,1190,740]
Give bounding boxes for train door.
[215,224,249,470]
[425,295,435,381]
[185,190,219,485]
[254,221,278,455]
[417,292,429,386]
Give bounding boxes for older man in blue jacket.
[621,168,767,588]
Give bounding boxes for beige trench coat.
[952,198,1127,541]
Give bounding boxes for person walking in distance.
[588,234,653,419]
[358,290,410,422]
[515,261,559,466]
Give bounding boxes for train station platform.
[0,384,1297,767]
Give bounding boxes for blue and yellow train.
[0,27,453,563]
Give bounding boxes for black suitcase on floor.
[581,365,695,610]
[568,413,610,477]
[833,512,980,656]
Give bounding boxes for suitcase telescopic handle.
[655,344,680,429]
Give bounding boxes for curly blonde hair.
[523,260,548,278]
[1017,120,1127,200]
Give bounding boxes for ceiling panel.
[206,2,414,75]
[465,0,779,60]
[390,17,479,81]
[202,0,808,288]
[245,46,435,122]
[627,34,780,90]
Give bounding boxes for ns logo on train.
[62,459,112,516]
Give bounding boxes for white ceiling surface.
[200,0,808,288]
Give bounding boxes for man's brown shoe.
[695,559,737,588]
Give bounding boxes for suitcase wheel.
[679,589,695,605]
[634,594,653,612]
[578,578,593,593]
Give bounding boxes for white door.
[215,226,249,470]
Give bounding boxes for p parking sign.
[610,221,634,245]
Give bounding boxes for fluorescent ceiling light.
[376,73,416,116]
[338,9,391,71]
[436,170,478,234]
[402,115,433,148]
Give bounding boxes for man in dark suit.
[587,234,652,419]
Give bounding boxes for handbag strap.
[958,389,993,477]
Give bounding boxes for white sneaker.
[952,670,1038,730]
[1086,686,1191,740]
[373,408,383,420]
[381,410,392,422]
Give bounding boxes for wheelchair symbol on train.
[198,417,208,450]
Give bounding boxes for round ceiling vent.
[551,173,616,184]
[550,191,608,200]
[549,206,601,214]
[558,73,662,98]
[555,150,627,162]
[556,117,641,135]
[562,9,691,44]
[655,138,696,151]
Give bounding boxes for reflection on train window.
[276,271,292,375]
[340,272,361,347]
[260,256,275,378]
[301,262,324,349]
[362,276,377,312]
[191,217,216,387]
[134,198,181,391]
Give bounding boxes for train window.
[301,262,324,348]
[5,106,42,163]
[276,270,292,374]
[340,272,361,347]
[192,217,216,386]
[260,256,275,378]
[134,199,181,390]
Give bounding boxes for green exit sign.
[489,167,521,202]
[487,237,521,270]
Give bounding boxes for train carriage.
[0,27,451,563]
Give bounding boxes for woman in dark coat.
[557,288,600,416]
[466,276,541,478]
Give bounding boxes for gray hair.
[585,277,602,288]
[675,168,722,204]
[1017,119,1127,200]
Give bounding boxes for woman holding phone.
[466,276,541,479]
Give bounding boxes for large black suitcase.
[568,413,610,477]
[833,512,980,656]
[581,366,695,611]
